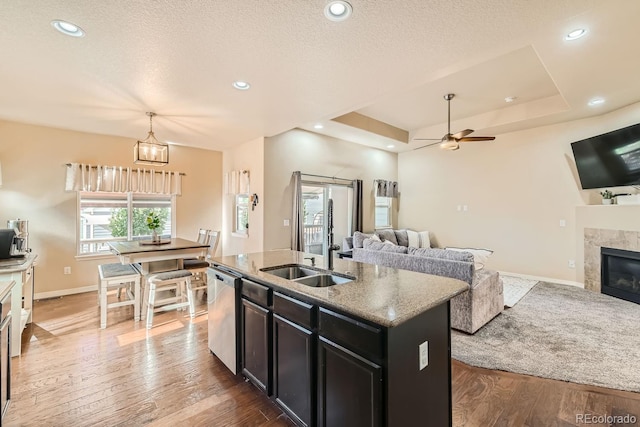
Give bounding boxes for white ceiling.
[2,1,639,154]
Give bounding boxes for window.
[78,192,175,255]
[234,193,249,235]
[375,196,392,228]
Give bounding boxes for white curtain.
[64,163,182,195]
[375,179,399,198]
[224,170,250,195]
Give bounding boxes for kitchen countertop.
[0,253,37,272]
[212,250,469,328]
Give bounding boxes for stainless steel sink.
[260,264,320,280]
[260,264,355,287]
[293,273,354,287]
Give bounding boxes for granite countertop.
[0,253,38,273]
[212,250,469,328]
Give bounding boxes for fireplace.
[601,247,640,304]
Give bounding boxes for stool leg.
[146,282,156,329]
[185,277,196,318]
[134,278,141,322]
[100,281,107,329]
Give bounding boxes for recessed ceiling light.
[588,97,605,107]
[232,81,251,90]
[51,20,85,37]
[565,28,587,41]
[387,145,395,149]
[324,1,353,21]
[314,124,324,129]
[504,96,518,103]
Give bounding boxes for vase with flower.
[146,212,162,243]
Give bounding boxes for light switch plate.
[419,341,429,370]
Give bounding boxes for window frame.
[374,196,392,229]
[233,193,249,237]
[76,191,176,258]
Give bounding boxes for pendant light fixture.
[134,112,169,166]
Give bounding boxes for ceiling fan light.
[440,136,459,150]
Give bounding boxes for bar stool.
[98,263,141,329]
[143,270,195,329]
[184,230,220,294]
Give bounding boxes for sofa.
[344,230,503,334]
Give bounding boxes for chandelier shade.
[134,112,169,166]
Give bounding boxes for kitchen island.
[211,250,468,427]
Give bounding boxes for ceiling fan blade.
[413,141,442,150]
[451,129,473,139]
[458,136,496,142]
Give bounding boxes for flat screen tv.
[571,122,640,189]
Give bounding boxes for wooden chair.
[183,230,220,293]
[196,228,212,245]
[98,263,141,329]
[143,270,195,329]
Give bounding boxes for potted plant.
[146,212,162,242]
[600,189,614,205]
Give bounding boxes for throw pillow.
[406,230,431,248]
[408,247,473,262]
[394,229,409,247]
[369,233,382,242]
[375,229,398,245]
[445,247,493,270]
[353,231,373,248]
[363,238,408,254]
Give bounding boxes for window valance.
[224,170,250,195]
[375,179,399,198]
[64,163,183,195]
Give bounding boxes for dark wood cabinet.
[240,298,271,393]
[317,337,382,427]
[273,314,314,427]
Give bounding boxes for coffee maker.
[6,219,29,256]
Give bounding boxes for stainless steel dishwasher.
[207,266,241,374]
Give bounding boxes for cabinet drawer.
[273,292,314,330]
[319,308,383,362]
[241,279,271,307]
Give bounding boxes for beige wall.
[398,101,640,284]
[221,137,265,256]
[0,119,222,295]
[263,129,398,251]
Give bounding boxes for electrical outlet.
[419,341,429,370]
[559,219,566,227]
[64,266,71,275]
[568,260,575,269]
[283,219,290,226]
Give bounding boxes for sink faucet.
[304,256,316,267]
[326,198,340,270]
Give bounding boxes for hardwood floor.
[5,292,640,426]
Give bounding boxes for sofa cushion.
[375,229,398,245]
[407,230,430,248]
[363,238,408,254]
[394,229,409,247]
[408,246,473,262]
[445,247,493,270]
[353,231,373,248]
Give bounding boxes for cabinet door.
[273,314,314,427]
[241,298,271,393]
[318,337,382,427]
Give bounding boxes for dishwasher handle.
[209,267,240,286]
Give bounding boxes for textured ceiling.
[1,0,638,153]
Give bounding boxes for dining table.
[107,238,209,275]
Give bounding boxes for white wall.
[398,101,640,283]
[222,137,265,256]
[0,119,222,295]
[263,129,398,251]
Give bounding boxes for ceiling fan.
[413,93,495,151]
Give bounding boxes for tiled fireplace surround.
[584,227,640,292]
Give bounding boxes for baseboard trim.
[35,285,98,300]
[498,271,584,289]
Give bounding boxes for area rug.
[501,274,538,307]
[452,281,640,392]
